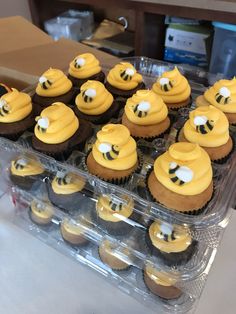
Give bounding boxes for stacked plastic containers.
[1,58,236,314]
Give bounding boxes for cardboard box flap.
[0,16,52,54]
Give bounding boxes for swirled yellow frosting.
[0,88,32,123]
[75,80,113,115]
[183,105,229,147]
[107,62,143,90]
[34,102,79,144]
[61,218,83,235]
[36,68,72,97]
[68,53,101,79]
[52,172,86,195]
[31,200,54,220]
[96,194,134,222]
[204,78,236,113]
[92,124,137,170]
[154,142,212,196]
[149,221,191,253]
[11,157,44,177]
[125,90,168,125]
[145,264,177,287]
[152,67,191,104]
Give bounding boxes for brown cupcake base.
[74,100,121,125]
[122,113,170,139]
[166,97,191,110]
[178,128,233,162]
[105,82,146,98]
[147,170,213,213]
[10,172,46,190]
[60,223,88,246]
[143,269,182,300]
[68,71,105,89]
[98,244,130,271]
[196,95,236,124]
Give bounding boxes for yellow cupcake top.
[0,88,32,123]
[34,102,79,144]
[183,105,230,147]
[100,239,131,262]
[204,78,236,113]
[36,68,72,97]
[107,62,143,90]
[154,142,212,196]
[61,218,84,235]
[11,156,44,177]
[152,67,191,104]
[52,171,86,195]
[149,221,192,253]
[96,194,134,222]
[75,80,113,115]
[145,264,178,287]
[31,200,54,220]
[68,53,101,79]
[92,124,137,171]
[124,90,168,125]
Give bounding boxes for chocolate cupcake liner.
[105,82,146,99]
[68,71,105,90]
[10,172,47,191]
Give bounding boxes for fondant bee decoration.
[55,171,71,185]
[215,86,231,105]
[193,115,214,134]
[159,223,176,242]
[169,162,193,186]
[99,142,120,161]
[14,158,28,170]
[120,68,135,81]
[0,99,10,117]
[82,88,97,103]
[74,57,85,69]
[133,101,151,118]
[39,76,52,90]
[36,117,49,133]
[109,200,123,211]
[0,83,12,97]
[159,77,173,91]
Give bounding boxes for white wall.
[0,0,31,20]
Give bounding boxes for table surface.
[0,193,235,314]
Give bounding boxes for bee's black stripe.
[134,105,138,113]
[112,146,119,154]
[171,177,179,183]
[216,94,223,103]
[42,82,47,90]
[199,125,207,134]
[179,180,185,186]
[171,232,176,241]
[169,165,179,174]
[224,97,229,104]
[2,107,9,114]
[138,111,142,118]
[163,234,169,242]
[206,120,213,131]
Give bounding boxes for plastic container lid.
[213,22,236,32]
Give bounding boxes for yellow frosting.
[145,264,177,287]
[0,88,32,123]
[52,172,86,195]
[68,53,101,79]
[36,68,72,97]
[204,78,236,113]
[75,80,113,115]
[107,62,143,90]
[154,142,212,196]
[149,221,192,253]
[31,200,54,219]
[61,218,83,235]
[34,102,79,144]
[125,90,168,125]
[96,194,134,222]
[152,67,191,104]
[92,124,137,171]
[183,105,230,147]
[11,157,44,177]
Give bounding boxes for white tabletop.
[0,193,235,314]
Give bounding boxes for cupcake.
[105,62,145,99]
[146,221,196,266]
[60,217,88,246]
[29,200,54,226]
[143,263,182,300]
[122,90,170,140]
[86,124,139,184]
[196,78,236,124]
[0,83,12,97]
[147,142,213,214]
[94,194,138,235]
[32,68,75,115]
[98,239,131,270]
[152,67,191,110]
[47,171,87,212]
[0,88,34,140]
[32,102,92,160]
[10,156,45,190]
[178,105,233,162]
[74,80,120,124]
[68,53,105,89]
